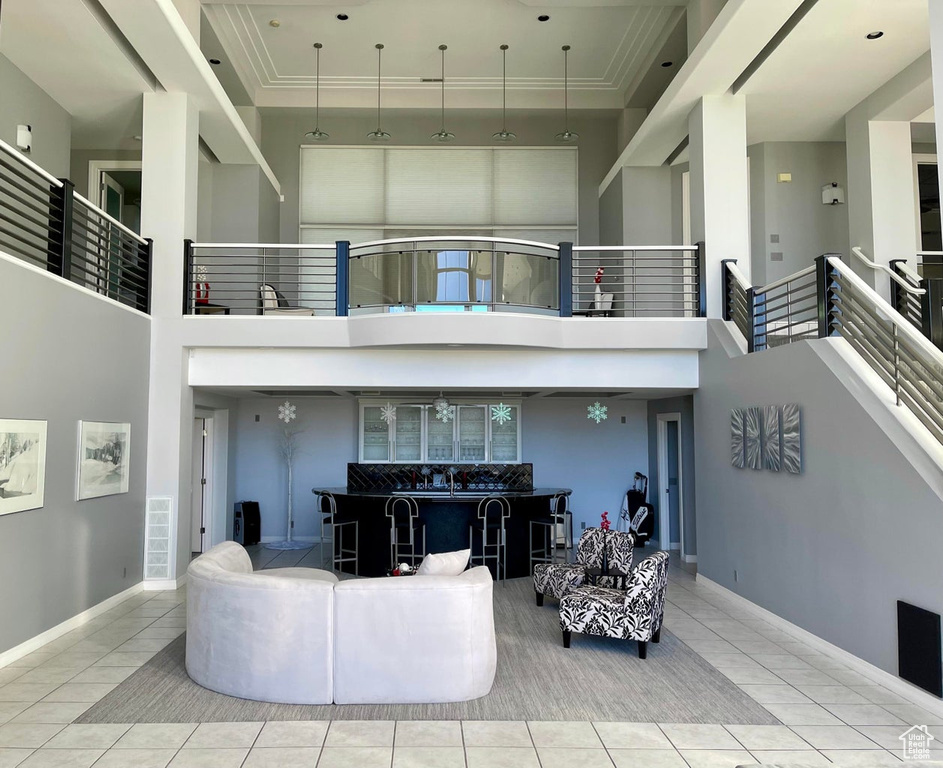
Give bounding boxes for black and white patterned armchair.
[558,551,670,659]
[533,527,634,606]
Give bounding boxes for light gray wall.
[228,396,648,540]
[695,321,943,677]
[260,109,619,247]
[0,256,150,654]
[646,395,696,556]
[69,150,142,199]
[0,54,71,178]
[749,142,850,286]
[622,167,673,244]
[599,169,623,247]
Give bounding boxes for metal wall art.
[731,403,801,475]
[763,405,782,471]
[730,409,745,468]
[782,403,802,474]
[745,407,762,470]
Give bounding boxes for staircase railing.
[722,252,943,444]
[890,253,943,350]
[0,138,152,312]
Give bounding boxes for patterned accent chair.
[558,550,670,659]
[533,528,634,607]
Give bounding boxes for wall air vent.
[144,497,174,581]
[421,78,444,83]
[251,390,343,397]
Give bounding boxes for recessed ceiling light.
[537,14,550,22]
[208,58,221,66]
[661,61,673,68]
[336,13,349,21]
[866,31,884,39]
[269,19,280,28]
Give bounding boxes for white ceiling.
[203,0,686,109]
[741,0,930,142]
[0,0,154,150]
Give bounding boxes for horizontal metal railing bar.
[0,183,56,221]
[0,167,59,210]
[0,139,63,187]
[574,257,699,263]
[894,375,943,434]
[755,289,817,310]
[573,245,698,252]
[352,236,561,251]
[725,262,751,292]
[755,301,817,320]
[756,314,819,335]
[192,243,336,250]
[0,221,57,258]
[754,264,815,294]
[73,193,147,245]
[0,237,50,267]
[0,208,52,243]
[755,275,818,296]
[0,161,59,204]
[71,227,140,260]
[574,292,698,300]
[71,215,143,252]
[351,302,558,311]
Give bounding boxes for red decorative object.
[195,282,210,305]
[600,511,611,530]
[392,568,401,576]
[594,267,604,284]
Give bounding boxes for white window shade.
[385,149,493,226]
[301,148,384,225]
[494,149,578,226]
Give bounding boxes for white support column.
[845,111,917,298]
[688,94,750,317]
[141,92,199,582]
[929,0,943,218]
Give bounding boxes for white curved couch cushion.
[186,542,335,705]
[333,566,497,704]
[256,567,338,583]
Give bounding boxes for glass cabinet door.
[361,406,391,462]
[489,404,519,462]
[394,405,423,462]
[426,409,455,462]
[457,405,487,462]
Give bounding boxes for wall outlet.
[255,414,260,422]
[770,252,784,262]
[734,569,739,582]
[621,416,626,424]
[123,567,127,579]
[581,521,586,530]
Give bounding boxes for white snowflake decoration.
[435,401,456,423]
[380,402,397,426]
[278,401,297,423]
[195,264,207,281]
[491,403,512,425]
[587,401,608,424]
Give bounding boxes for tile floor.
[0,547,939,767]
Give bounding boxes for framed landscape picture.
[0,419,48,516]
[77,421,131,500]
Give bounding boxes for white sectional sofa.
[186,542,497,705]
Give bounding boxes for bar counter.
[312,487,571,578]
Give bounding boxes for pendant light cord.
[563,45,570,132]
[376,44,383,134]
[315,43,321,129]
[501,44,509,133]
[440,45,446,133]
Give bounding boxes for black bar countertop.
[311,486,571,577]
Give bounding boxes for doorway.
[88,161,142,234]
[913,154,940,254]
[191,416,214,556]
[656,412,683,556]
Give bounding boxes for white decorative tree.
[265,401,310,551]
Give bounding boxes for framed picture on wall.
[0,419,48,516]
[76,421,131,500]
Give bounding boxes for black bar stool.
[315,491,358,575]
[385,495,425,570]
[529,492,573,574]
[469,495,510,583]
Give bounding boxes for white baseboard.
[0,582,143,669]
[682,553,698,564]
[142,574,187,592]
[695,574,943,718]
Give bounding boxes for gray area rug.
[78,577,779,724]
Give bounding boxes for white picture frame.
[77,421,131,500]
[0,419,48,516]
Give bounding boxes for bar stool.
[529,493,573,574]
[315,491,358,575]
[385,495,425,570]
[469,495,510,583]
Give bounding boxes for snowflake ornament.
[196,264,208,281]
[491,403,512,425]
[380,402,397,426]
[435,401,456,423]
[278,401,297,423]
[587,401,608,424]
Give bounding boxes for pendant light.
[431,44,455,142]
[367,43,391,142]
[554,45,579,143]
[304,43,329,141]
[492,44,516,142]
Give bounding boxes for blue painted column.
[336,240,350,317]
[558,242,573,317]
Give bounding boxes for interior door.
[191,419,206,555]
[666,420,680,547]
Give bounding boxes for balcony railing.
[0,139,152,313]
[723,253,943,445]
[184,238,705,318]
